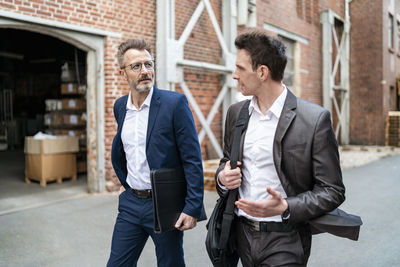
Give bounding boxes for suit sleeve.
[173,95,204,219]
[111,98,129,189]
[286,110,346,224]
[113,101,118,121]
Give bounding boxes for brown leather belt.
[239,216,293,232]
[131,188,152,198]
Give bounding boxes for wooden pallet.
[203,159,220,191]
[25,174,77,187]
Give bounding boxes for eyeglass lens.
[129,61,154,72]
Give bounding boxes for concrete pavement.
[1,154,400,266]
[308,153,400,267]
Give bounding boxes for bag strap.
[218,100,251,250]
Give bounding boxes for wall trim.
[264,22,309,45]
[0,16,106,193]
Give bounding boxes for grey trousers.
[235,219,311,267]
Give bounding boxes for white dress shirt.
[121,87,153,190]
[238,87,288,222]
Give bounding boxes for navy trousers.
[107,189,185,267]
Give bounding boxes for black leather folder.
[150,167,187,233]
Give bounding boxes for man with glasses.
[108,38,205,266]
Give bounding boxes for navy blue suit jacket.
[111,86,204,219]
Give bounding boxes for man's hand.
[118,186,125,195]
[218,161,242,190]
[175,213,197,231]
[235,187,288,218]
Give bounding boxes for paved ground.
[308,153,400,267]
[0,148,400,266]
[339,145,400,170]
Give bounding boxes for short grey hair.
[117,38,152,68]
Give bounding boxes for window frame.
[388,13,394,50]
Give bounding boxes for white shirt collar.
[126,86,154,111]
[248,84,287,119]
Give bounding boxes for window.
[398,20,400,52]
[279,36,295,87]
[390,86,394,111]
[388,14,394,49]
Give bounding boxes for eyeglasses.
[122,60,154,73]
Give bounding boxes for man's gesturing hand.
[235,187,288,218]
[217,161,242,190]
[175,213,197,231]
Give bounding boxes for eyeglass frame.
[121,60,155,73]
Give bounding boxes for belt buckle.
[250,220,260,231]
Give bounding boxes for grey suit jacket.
[215,89,346,226]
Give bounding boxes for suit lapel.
[146,87,161,150]
[237,100,251,162]
[273,90,297,180]
[117,95,128,133]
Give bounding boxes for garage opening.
[0,29,88,211]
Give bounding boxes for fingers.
[236,188,286,218]
[220,161,242,189]
[235,199,263,217]
[266,187,282,199]
[174,214,184,229]
[118,186,125,195]
[225,160,241,169]
[235,199,258,211]
[175,213,197,231]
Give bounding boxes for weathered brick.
[1,0,397,190]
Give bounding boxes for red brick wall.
[0,0,224,189]
[382,0,400,139]
[2,0,396,188]
[175,0,223,159]
[256,0,344,105]
[350,0,384,145]
[0,0,157,189]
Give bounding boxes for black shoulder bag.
[205,100,250,267]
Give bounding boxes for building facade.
[0,0,399,192]
[350,0,400,145]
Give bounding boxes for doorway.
[0,29,88,213]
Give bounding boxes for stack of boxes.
[385,111,400,147]
[44,82,87,174]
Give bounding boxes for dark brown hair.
[117,38,152,68]
[235,28,287,81]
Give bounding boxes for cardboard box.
[44,113,64,126]
[24,136,79,154]
[24,136,79,186]
[63,114,86,126]
[55,129,86,146]
[77,160,87,173]
[55,129,85,138]
[78,85,87,94]
[25,153,77,187]
[45,99,62,111]
[61,83,79,94]
[62,99,86,110]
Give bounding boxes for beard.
[128,74,154,93]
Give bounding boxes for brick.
[3,0,397,189]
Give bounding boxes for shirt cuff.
[216,174,228,191]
